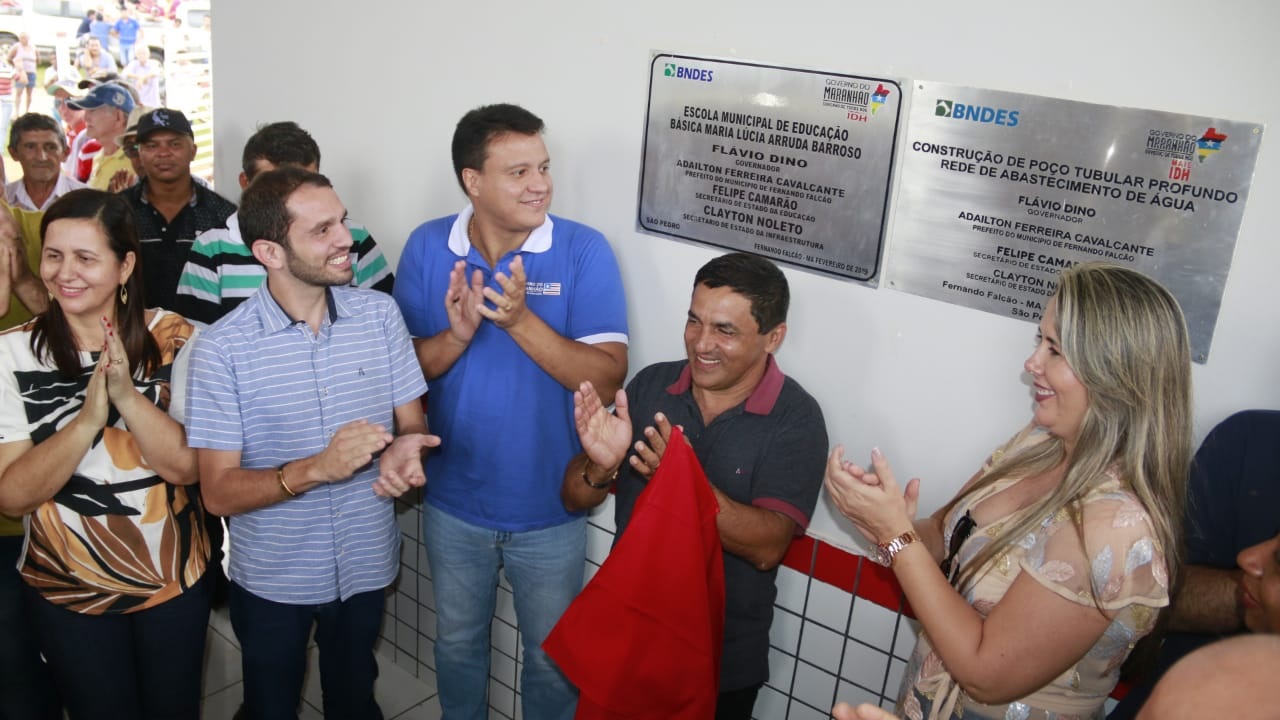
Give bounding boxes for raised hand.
[824,445,920,544]
[443,259,484,345]
[574,381,631,473]
[629,412,676,480]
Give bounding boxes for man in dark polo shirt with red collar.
[562,251,828,720]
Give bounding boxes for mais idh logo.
[935,99,1021,127]
[663,63,714,82]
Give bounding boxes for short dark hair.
[451,104,544,192]
[241,121,322,181]
[8,113,67,153]
[694,252,790,332]
[238,166,333,249]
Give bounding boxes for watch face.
[872,546,890,567]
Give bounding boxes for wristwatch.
[872,529,920,567]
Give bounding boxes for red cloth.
[544,427,725,719]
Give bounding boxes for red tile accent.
[781,535,816,575]
[814,539,858,590]
[783,535,912,617]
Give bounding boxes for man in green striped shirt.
[174,122,394,325]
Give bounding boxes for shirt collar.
[140,178,199,209]
[256,285,343,334]
[446,204,554,258]
[666,353,785,416]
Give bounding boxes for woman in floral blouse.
[826,263,1192,720]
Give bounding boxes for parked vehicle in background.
[0,0,199,65]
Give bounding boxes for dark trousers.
[230,581,385,720]
[716,683,762,720]
[24,571,211,720]
[0,535,61,720]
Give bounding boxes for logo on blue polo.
[935,99,1020,127]
[663,63,714,83]
[526,282,561,297]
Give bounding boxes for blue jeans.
[423,502,585,720]
[24,570,210,720]
[0,535,61,720]
[230,582,386,720]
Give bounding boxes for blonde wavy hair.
[946,263,1193,601]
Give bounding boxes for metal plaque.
[638,53,902,282]
[887,81,1263,362]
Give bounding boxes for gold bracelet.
[581,458,618,490]
[278,464,297,497]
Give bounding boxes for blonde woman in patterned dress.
[0,189,209,719]
[826,263,1192,720]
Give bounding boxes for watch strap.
[876,529,920,567]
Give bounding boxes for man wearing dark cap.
[119,108,235,309]
[66,83,135,191]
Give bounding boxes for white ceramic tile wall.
[387,499,915,719]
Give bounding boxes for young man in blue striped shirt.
[185,166,437,719]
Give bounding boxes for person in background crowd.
[826,263,1192,719]
[89,12,112,49]
[0,188,210,720]
[6,113,89,212]
[118,108,234,311]
[122,44,162,108]
[76,8,96,39]
[67,83,133,190]
[561,252,827,719]
[1106,408,1280,718]
[0,57,14,148]
[51,81,98,184]
[78,37,119,81]
[175,121,394,326]
[113,5,143,65]
[107,107,148,193]
[394,103,628,720]
[7,34,37,115]
[186,167,434,719]
[0,189,45,331]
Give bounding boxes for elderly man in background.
[66,83,135,190]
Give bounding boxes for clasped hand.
[372,432,441,498]
[443,255,531,343]
[823,445,920,544]
[79,317,138,431]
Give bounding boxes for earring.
[119,284,129,305]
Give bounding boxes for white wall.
[213,0,1279,551]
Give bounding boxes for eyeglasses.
[940,510,976,584]
[124,143,139,158]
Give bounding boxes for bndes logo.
[663,63,714,82]
[935,99,1020,127]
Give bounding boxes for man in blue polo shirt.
[394,103,628,720]
[113,6,142,65]
[186,166,436,719]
